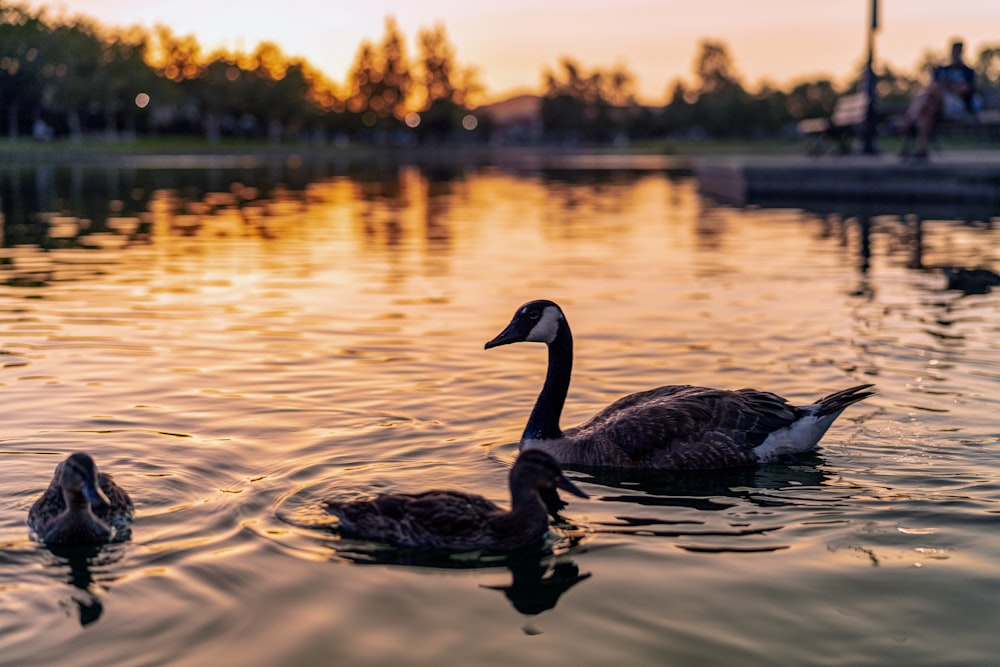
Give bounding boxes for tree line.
[2,2,999,145]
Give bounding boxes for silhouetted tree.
[540,58,636,142]
[0,3,48,137]
[974,45,1000,86]
[694,40,741,95]
[344,17,412,133]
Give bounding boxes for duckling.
[28,452,134,545]
[486,299,875,470]
[323,449,588,551]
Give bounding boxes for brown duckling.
[324,449,588,551]
[28,452,133,545]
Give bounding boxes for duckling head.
[61,452,111,511]
[511,449,588,499]
[485,299,565,349]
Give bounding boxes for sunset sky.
[29,0,999,102]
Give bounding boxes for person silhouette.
[900,40,977,159]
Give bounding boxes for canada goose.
[28,452,133,545]
[486,299,874,470]
[323,449,588,551]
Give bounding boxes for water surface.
[1,157,999,666]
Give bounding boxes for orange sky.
[32,0,1000,102]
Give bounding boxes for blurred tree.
[975,45,1000,86]
[95,27,158,138]
[418,23,456,108]
[146,24,209,135]
[686,40,754,137]
[0,3,48,137]
[540,58,636,142]
[414,22,483,140]
[345,17,413,136]
[377,17,412,122]
[693,39,741,95]
[346,40,380,115]
[784,79,839,120]
[43,19,104,141]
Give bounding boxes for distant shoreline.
[0,137,807,170]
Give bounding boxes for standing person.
[900,40,977,159]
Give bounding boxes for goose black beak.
[485,322,521,350]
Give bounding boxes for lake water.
[1,154,998,666]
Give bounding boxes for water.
[1,156,999,666]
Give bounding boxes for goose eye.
[527,309,541,320]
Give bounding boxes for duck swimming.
[485,299,875,470]
[28,452,134,545]
[323,449,588,551]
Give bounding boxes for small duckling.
[323,449,588,551]
[28,452,133,545]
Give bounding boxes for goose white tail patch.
[526,306,562,344]
[753,412,839,462]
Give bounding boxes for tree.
[94,27,158,138]
[417,23,456,108]
[377,17,411,121]
[685,40,753,137]
[344,17,413,130]
[0,3,49,137]
[693,39,741,96]
[976,45,1000,87]
[43,19,104,141]
[540,58,639,142]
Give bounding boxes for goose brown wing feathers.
[571,385,800,468]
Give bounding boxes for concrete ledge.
[694,153,1000,206]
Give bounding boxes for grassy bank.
[1,134,990,166]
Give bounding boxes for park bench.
[896,84,1000,155]
[797,92,871,155]
[936,85,1000,142]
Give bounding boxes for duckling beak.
[83,482,111,511]
[556,474,589,499]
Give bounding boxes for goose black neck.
[523,323,573,441]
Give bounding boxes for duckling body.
[324,449,587,551]
[28,452,133,545]
[486,300,875,470]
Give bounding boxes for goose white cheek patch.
[526,306,561,343]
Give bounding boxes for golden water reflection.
[2,160,1000,665]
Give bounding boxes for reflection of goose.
[324,450,588,551]
[28,453,133,545]
[486,300,875,470]
[942,267,1000,295]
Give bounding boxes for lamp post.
[861,0,879,154]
